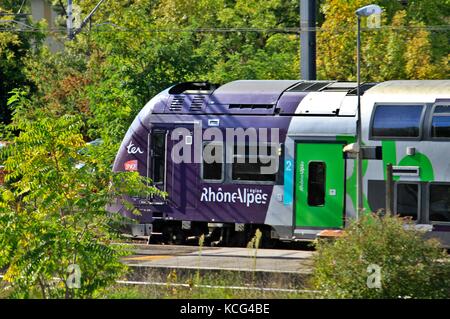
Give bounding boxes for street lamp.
[355,4,382,220]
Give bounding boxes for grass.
[100,265,314,299]
[102,279,312,299]
[0,272,313,299]
[102,284,311,299]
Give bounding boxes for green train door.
[295,142,345,228]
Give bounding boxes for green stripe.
[382,140,397,180]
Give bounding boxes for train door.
[295,142,345,228]
[148,129,168,203]
[167,125,199,209]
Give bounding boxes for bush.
[0,91,163,298]
[312,213,450,299]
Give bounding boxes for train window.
[371,104,424,138]
[429,184,450,222]
[202,143,223,181]
[151,132,166,184]
[308,162,326,206]
[431,105,450,138]
[231,144,278,182]
[396,183,418,220]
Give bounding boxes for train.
[110,79,450,247]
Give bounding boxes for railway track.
[0,274,319,296]
[116,279,319,294]
[121,244,314,292]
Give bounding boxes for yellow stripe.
[123,255,172,261]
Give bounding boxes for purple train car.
[111,80,450,247]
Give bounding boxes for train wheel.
[261,236,277,249]
[245,226,277,249]
[261,228,278,248]
[162,225,186,245]
[228,230,246,247]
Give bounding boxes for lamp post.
[355,5,382,220]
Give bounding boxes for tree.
[0,5,45,124]
[0,90,163,298]
[76,0,300,100]
[316,0,449,81]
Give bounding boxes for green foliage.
[312,214,450,299]
[0,90,164,298]
[0,5,46,124]
[72,0,449,101]
[317,0,449,81]
[78,0,299,102]
[1,0,449,299]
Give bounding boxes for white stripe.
[115,280,319,294]
[1,274,319,294]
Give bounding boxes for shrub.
[0,91,163,298]
[312,213,450,299]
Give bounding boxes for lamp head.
[356,4,382,17]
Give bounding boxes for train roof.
[367,80,450,95]
[151,80,449,115]
[160,80,377,115]
[211,80,299,105]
